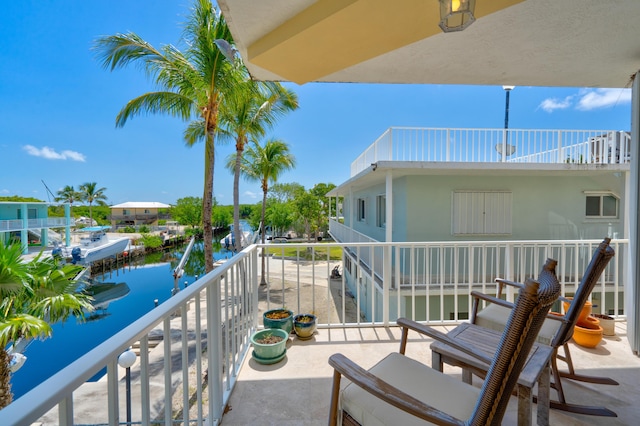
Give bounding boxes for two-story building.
[109,202,171,229]
[327,127,630,322]
[0,201,72,254]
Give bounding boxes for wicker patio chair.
[470,238,617,416]
[328,270,561,426]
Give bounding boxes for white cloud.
[23,145,86,162]
[0,189,9,194]
[538,96,573,113]
[243,191,258,199]
[576,88,632,111]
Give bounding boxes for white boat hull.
[78,237,130,264]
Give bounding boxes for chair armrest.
[495,278,525,289]
[328,353,466,426]
[470,291,515,323]
[397,318,492,365]
[471,292,570,327]
[470,291,516,310]
[494,278,525,298]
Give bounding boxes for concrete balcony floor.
[222,321,639,425]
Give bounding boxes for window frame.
[376,194,386,228]
[357,198,366,222]
[584,191,619,219]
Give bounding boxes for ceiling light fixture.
[439,0,476,32]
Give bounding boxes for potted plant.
[250,328,289,364]
[293,313,317,340]
[592,313,616,336]
[263,309,294,334]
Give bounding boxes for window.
[452,191,512,235]
[18,209,38,219]
[123,209,131,215]
[376,195,386,228]
[357,198,366,222]
[585,193,618,218]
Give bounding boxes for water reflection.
[11,236,231,400]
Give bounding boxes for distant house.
[0,201,72,254]
[110,202,171,229]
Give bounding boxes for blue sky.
[0,1,633,206]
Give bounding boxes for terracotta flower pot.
[572,321,603,348]
[562,297,592,324]
[577,315,600,329]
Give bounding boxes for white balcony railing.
[3,238,627,425]
[0,217,71,232]
[351,127,631,176]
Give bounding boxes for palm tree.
[232,138,295,284]
[78,182,108,224]
[55,185,80,215]
[220,80,298,252]
[0,241,93,408]
[93,0,240,272]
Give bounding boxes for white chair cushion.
[475,304,561,346]
[341,352,479,426]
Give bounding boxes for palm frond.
[115,92,195,127]
[183,119,206,146]
[93,32,165,74]
[30,294,92,323]
[0,314,52,347]
[0,242,28,297]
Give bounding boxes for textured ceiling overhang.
[244,0,523,84]
[219,0,640,88]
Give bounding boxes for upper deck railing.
[351,127,631,176]
[0,217,71,232]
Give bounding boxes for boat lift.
[172,236,195,295]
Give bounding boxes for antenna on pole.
[41,180,56,203]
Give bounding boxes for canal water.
[11,238,236,400]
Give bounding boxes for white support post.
[385,172,393,243]
[383,171,393,325]
[163,318,172,425]
[140,337,150,425]
[502,128,508,163]
[557,131,563,163]
[505,243,515,303]
[207,278,223,424]
[58,395,73,426]
[628,71,640,355]
[107,359,119,426]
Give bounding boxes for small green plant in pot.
[293,313,317,340]
[250,328,289,364]
[263,309,294,334]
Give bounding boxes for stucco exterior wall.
[348,171,626,242]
